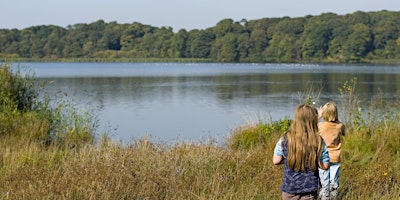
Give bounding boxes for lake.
[16,62,400,144]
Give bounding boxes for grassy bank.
[0,63,399,199]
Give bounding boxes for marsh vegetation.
[0,63,399,199]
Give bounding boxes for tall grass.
[337,78,400,199]
[0,62,398,199]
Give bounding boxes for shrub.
[0,63,38,111]
[0,62,96,148]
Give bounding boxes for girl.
[273,104,330,200]
[318,102,346,200]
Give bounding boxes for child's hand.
[318,106,323,119]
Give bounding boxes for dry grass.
[1,115,399,199]
[0,138,284,199]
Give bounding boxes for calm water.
[16,62,400,143]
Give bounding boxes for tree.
[326,16,349,62]
[211,33,238,62]
[235,32,251,62]
[169,29,188,58]
[98,21,123,51]
[345,11,370,26]
[300,14,334,61]
[265,33,296,62]
[343,23,372,62]
[247,29,268,62]
[370,11,400,59]
[137,26,174,58]
[186,29,215,58]
[120,22,147,53]
[214,19,235,38]
[0,11,399,63]
[43,26,67,58]
[18,29,33,57]
[272,17,305,37]
[0,29,20,55]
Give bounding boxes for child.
[318,102,346,200]
[273,104,330,200]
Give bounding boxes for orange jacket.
[318,121,346,163]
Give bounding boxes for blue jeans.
[319,162,340,200]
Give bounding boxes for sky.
[2,0,400,31]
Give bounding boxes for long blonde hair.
[285,104,323,172]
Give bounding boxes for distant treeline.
[1,10,400,63]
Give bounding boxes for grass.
[0,62,399,199]
[0,139,283,199]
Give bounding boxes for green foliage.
[0,62,96,148]
[0,63,38,111]
[227,117,291,150]
[186,29,215,58]
[300,15,334,60]
[0,63,51,144]
[1,11,400,63]
[339,103,400,199]
[50,102,96,149]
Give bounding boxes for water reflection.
[29,63,400,143]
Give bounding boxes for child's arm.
[273,155,283,165]
[273,138,284,165]
[320,141,330,170]
[318,106,323,119]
